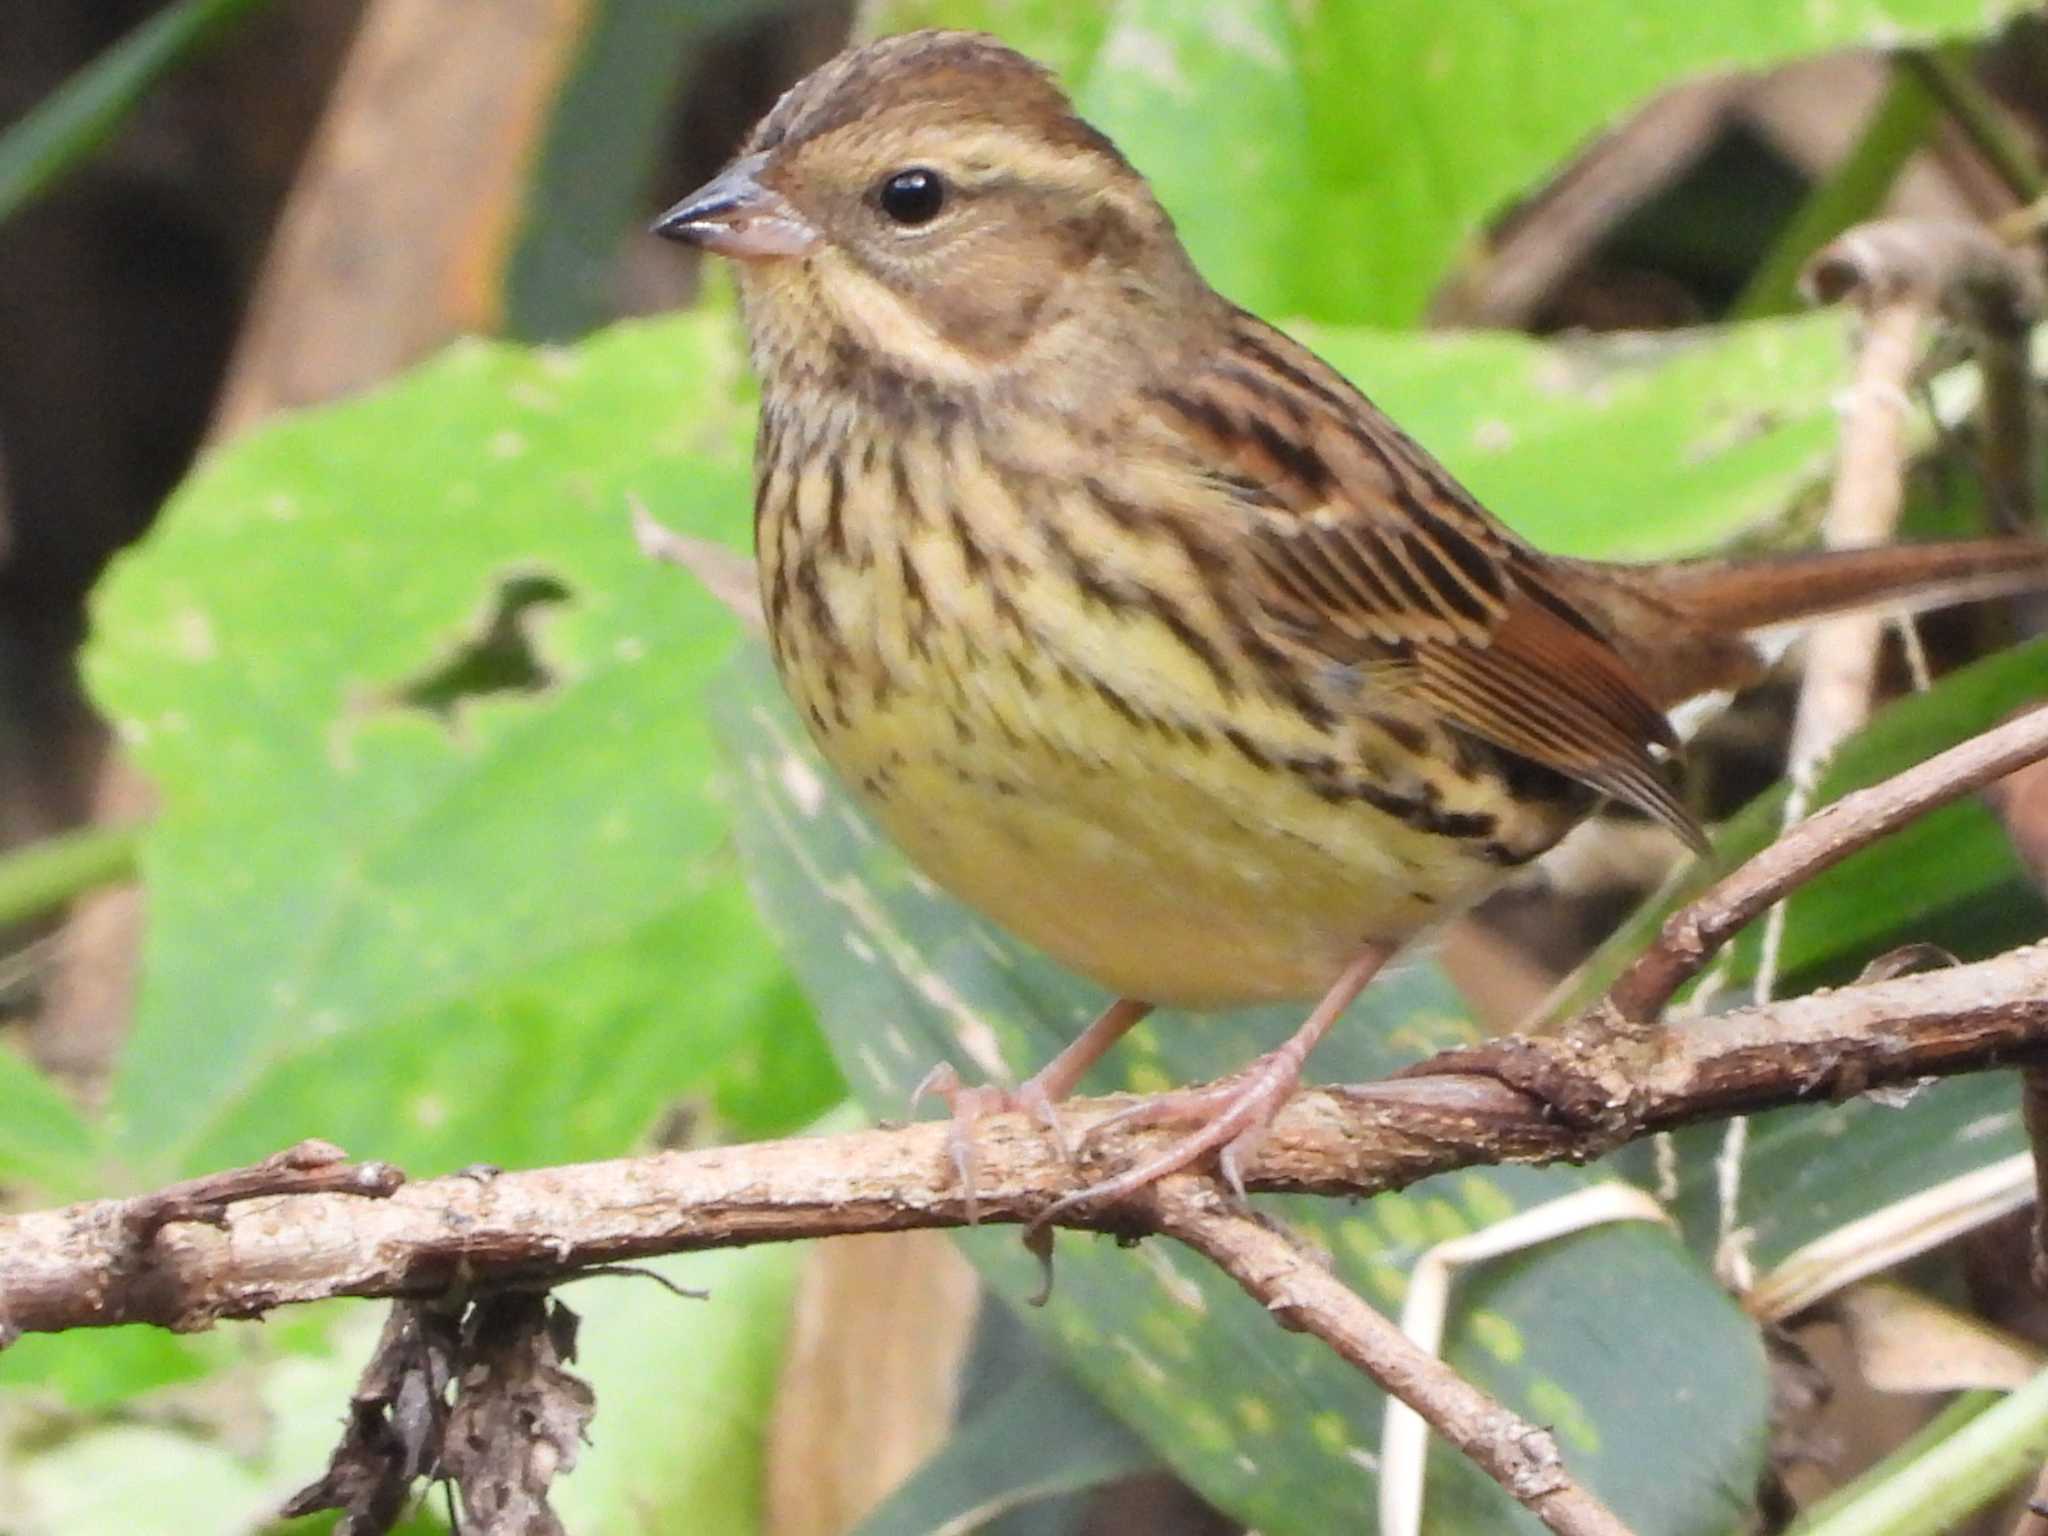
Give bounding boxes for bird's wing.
[1149,310,1705,849]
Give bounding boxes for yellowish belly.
[810,684,1513,1009]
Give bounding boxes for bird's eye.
[877,168,946,226]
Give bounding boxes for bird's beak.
[651,153,820,261]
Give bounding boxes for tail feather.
[1621,539,2048,633]
[1560,539,2048,707]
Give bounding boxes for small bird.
[656,30,2048,1213]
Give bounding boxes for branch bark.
[3,943,2044,1343]
[1157,1199,1637,1536]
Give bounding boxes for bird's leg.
[912,996,1154,1221]
[1035,945,1392,1229]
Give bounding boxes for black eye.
[878,168,945,226]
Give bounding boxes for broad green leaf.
[869,0,2035,325]
[84,314,837,1181]
[714,649,1767,1536]
[0,1045,99,1201]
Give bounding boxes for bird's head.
[654,30,1212,408]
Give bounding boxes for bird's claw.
[1029,1053,1301,1236]
[911,1061,1076,1225]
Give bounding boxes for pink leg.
[913,997,1154,1220]
[1033,945,1393,1230]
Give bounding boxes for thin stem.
[1607,706,2048,1021]
[0,823,144,928]
[0,0,273,224]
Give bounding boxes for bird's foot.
[1026,945,1394,1236]
[1032,1048,1306,1232]
[912,1062,1072,1225]
[909,997,1156,1226]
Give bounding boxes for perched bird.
[655,30,2048,1214]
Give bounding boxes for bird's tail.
[1562,539,2048,706]
[1624,539,2048,634]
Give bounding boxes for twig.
[4,953,2045,1536]
[1154,1196,1636,1536]
[630,497,764,631]
[1803,215,2043,534]
[1731,214,1943,1278]
[119,1138,403,1244]
[1792,253,1931,763]
[1606,705,2048,1022]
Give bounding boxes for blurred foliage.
[505,0,785,341]
[0,0,273,224]
[3,0,2046,1533]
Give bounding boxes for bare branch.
[1606,705,2048,1022]
[1155,1197,1636,1536]
[1791,251,1929,766]
[1800,216,2042,329]
[2,942,2044,1345]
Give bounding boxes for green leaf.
[714,647,1768,1536]
[0,1045,99,1201]
[868,0,2036,325]
[83,314,837,1181]
[0,0,272,225]
[1299,313,1854,557]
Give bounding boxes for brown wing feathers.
[1182,313,1709,849]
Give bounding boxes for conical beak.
[651,153,821,261]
